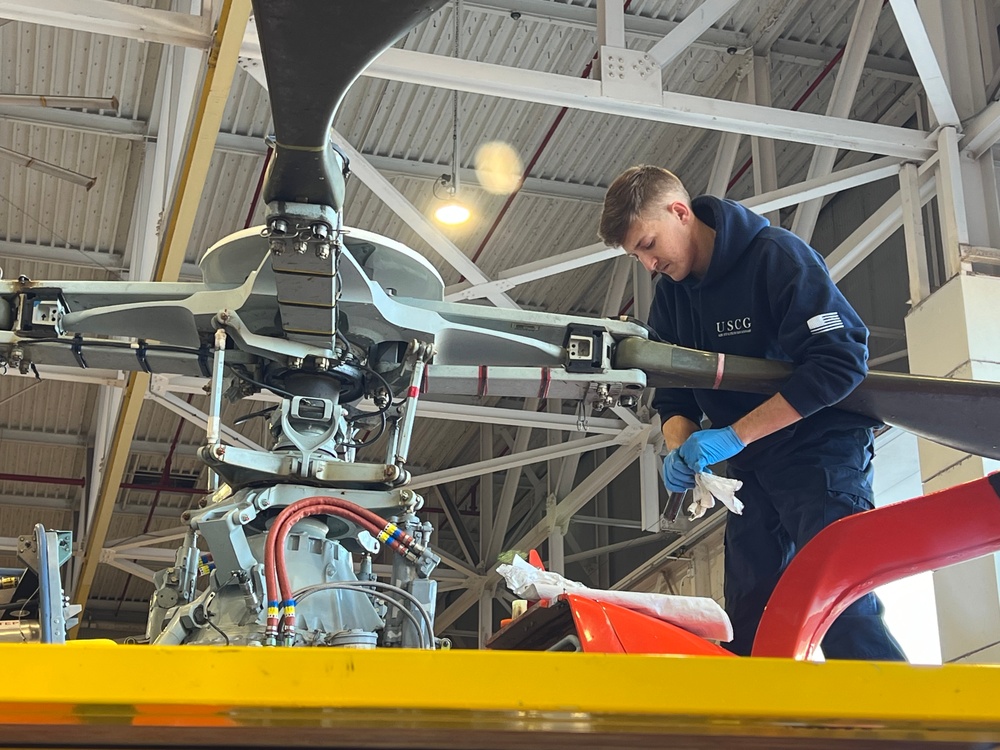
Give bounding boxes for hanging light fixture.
[433,0,470,225]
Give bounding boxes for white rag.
[497,555,732,642]
[686,472,744,521]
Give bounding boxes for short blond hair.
[598,166,690,248]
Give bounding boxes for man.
[599,165,905,661]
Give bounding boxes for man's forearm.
[662,415,699,451]
[731,393,802,445]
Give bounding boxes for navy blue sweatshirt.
[649,195,878,469]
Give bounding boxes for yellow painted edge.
[2,645,1000,728]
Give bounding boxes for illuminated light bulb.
[434,200,471,224]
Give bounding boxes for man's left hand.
[678,426,746,473]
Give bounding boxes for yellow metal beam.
[71,0,252,623]
[2,645,1000,746]
[154,0,252,284]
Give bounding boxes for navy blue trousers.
[722,427,906,661]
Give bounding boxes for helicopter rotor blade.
[251,0,448,208]
[614,337,1000,461]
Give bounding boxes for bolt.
[181,511,191,521]
[269,239,285,255]
[316,241,331,260]
[239,513,251,524]
[289,356,303,369]
[214,445,226,458]
[293,240,308,254]
[383,465,397,480]
[315,357,329,372]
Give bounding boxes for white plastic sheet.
[497,555,733,642]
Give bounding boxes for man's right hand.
[662,449,696,492]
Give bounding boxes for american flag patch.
[807,312,844,334]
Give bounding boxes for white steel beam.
[435,548,478,578]
[479,424,494,566]
[449,2,921,81]
[935,126,969,278]
[484,399,538,563]
[145,389,262,452]
[416,400,626,435]
[791,0,884,242]
[596,0,625,49]
[888,0,961,126]
[330,127,519,310]
[547,500,565,574]
[0,238,201,279]
[638,443,661,532]
[515,438,645,553]
[445,243,622,302]
[102,558,158,583]
[7,10,932,161]
[408,434,619,490]
[74,384,124,592]
[478,587,494,647]
[632,262,654,322]
[646,0,741,70]
[961,100,1000,159]
[0,105,146,139]
[612,512,725,591]
[358,155,606,203]
[826,169,936,282]
[601,256,632,317]
[431,485,477,567]
[749,55,779,225]
[706,76,747,197]
[0,0,212,48]
[742,156,902,216]
[898,161,931,306]
[238,59,519,310]
[5,363,125,387]
[434,575,485,632]
[1,0,919,82]
[363,48,935,159]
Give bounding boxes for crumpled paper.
[686,472,744,521]
[496,555,732,642]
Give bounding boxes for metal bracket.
[598,46,662,105]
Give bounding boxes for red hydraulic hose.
[263,496,422,642]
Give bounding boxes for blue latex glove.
[678,426,746,473]
[661,449,696,492]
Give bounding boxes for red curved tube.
[752,473,1000,659]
